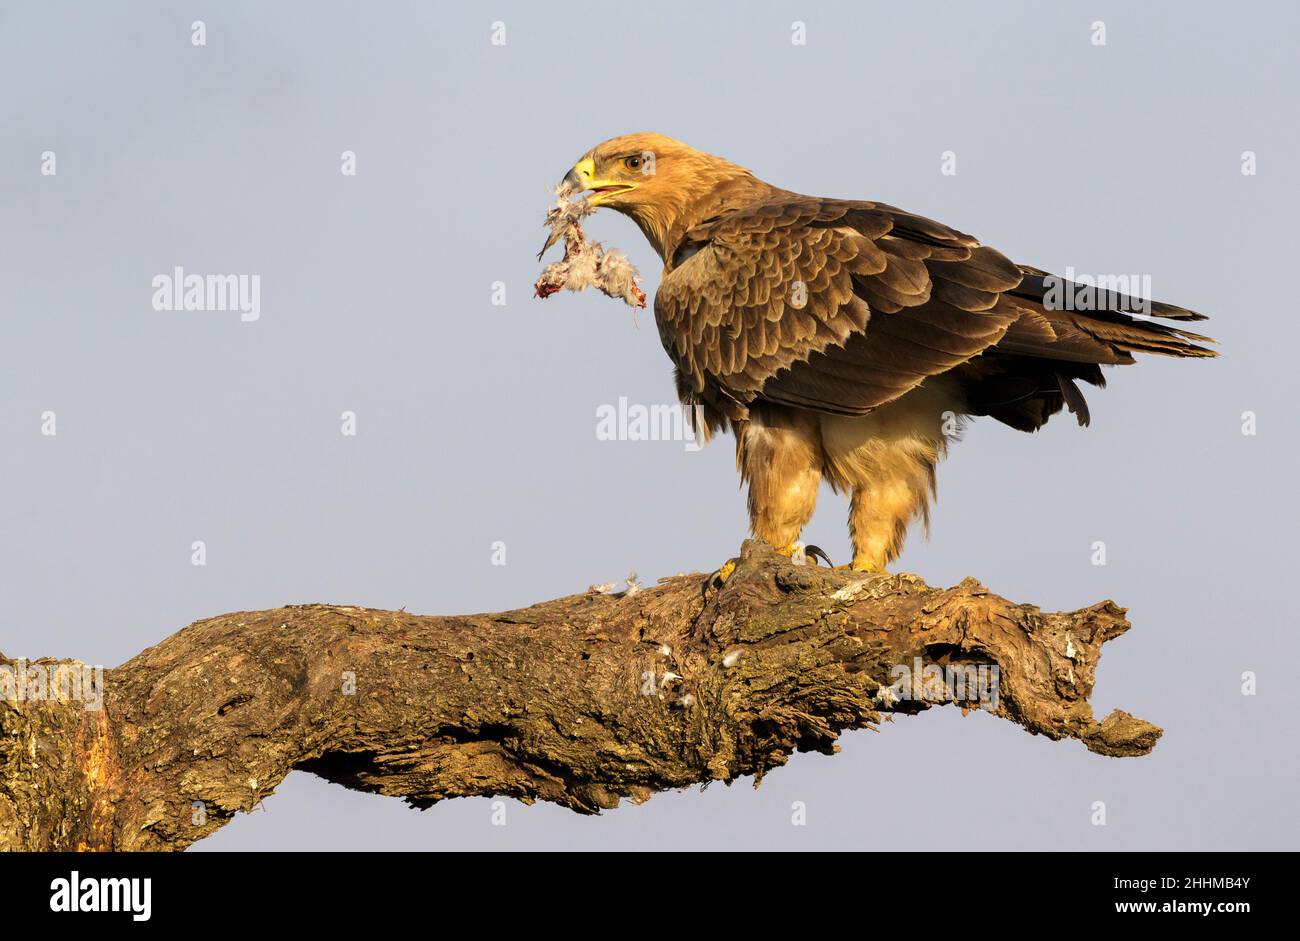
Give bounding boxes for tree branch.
[0,541,1159,851]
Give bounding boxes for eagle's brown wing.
[655,195,1215,427]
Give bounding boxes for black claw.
[804,544,833,567]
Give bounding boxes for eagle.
[555,133,1216,573]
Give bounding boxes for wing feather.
[653,195,1215,423]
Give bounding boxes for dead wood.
[0,541,1158,851]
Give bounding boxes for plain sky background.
[2,0,1297,850]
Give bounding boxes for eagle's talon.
[775,542,828,566]
[804,544,833,567]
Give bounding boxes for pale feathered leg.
[714,403,825,586]
[736,404,824,554]
[820,381,962,572]
[708,403,825,586]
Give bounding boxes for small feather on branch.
[534,182,646,309]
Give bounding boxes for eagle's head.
[559,132,767,258]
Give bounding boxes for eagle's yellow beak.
[563,156,639,204]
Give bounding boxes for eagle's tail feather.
[954,266,1217,432]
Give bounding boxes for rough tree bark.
[0,541,1160,851]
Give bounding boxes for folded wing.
[655,196,1215,430]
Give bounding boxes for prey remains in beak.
[533,162,646,309]
[536,154,640,260]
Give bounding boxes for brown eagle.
[556,133,1215,573]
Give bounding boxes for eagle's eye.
[624,155,642,172]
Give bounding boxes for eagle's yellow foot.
[843,558,890,574]
[775,542,833,567]
[713,541,832,590]
[711,558,739,588]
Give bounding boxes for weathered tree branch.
[0,541,1159,851]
